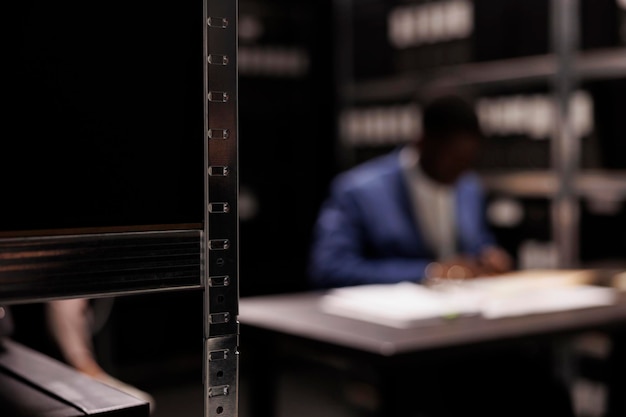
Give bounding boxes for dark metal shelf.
[0,228,203,305]
[345,47,626,103]
[480,170,626,200]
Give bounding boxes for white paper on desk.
[463,270,617,319]
[479,285,617,319]
[319,282,483,328]
[319,275,618,327]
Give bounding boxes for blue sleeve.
[457,173,497,255]
[307,177,431,289]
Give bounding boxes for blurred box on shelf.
[389,0,474,71]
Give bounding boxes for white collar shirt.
[400,145,457,261]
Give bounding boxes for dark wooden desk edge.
[238,291,626,356]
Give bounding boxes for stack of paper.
[319,282,483,328]
[319,270,618,328]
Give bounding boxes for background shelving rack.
[334,0,626,269]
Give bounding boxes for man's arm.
[308,183,432,288]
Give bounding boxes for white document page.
[319,270,618,327]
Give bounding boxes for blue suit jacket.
[308,147,496,288]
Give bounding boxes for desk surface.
[239,290,626,356]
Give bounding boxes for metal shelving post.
[204,0,240,416]
[552,0,581,269]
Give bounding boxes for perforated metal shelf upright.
[204,0,240,416]
[1,0,241,415]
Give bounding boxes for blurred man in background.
[308,94,512,288]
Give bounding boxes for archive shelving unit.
[0,1,240,416]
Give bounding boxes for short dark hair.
[422,94,482,140]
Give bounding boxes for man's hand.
[479,246,513,275]
[425,247,513,281]
[426,256,487,280]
